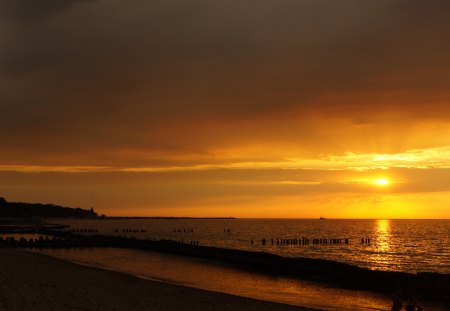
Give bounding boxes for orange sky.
[1,1,450,218]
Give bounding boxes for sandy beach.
[0,249,320,311]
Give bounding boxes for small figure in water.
[391,288,402,311]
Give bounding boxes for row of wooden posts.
[175,239,199,246]
[113,228,146,233]
[173,228,194,233]
[173,228,231,233]
[251,237,372,246]
[70,228,146,233]
[70,228,98,233]
[66,229,372,246]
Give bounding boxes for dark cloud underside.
[1,0,450,166]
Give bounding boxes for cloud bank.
[1,1,450,168]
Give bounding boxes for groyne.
[1,233,449,306]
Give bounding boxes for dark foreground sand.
[0,249,320,311]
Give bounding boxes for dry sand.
[0,249,321,311]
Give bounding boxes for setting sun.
[374,178,390,186]
[1,2,450,311]
[1,2,450,220]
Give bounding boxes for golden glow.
[374,178,390,187]
[2,145,450,174]
[2,2,450,220]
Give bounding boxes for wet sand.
[0,249,320,311]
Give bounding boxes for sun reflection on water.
[368,219,394,270]
[376,219,391,253]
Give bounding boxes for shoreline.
[2,234,450,308]
[0,248,320,311]
[32,246,399,311]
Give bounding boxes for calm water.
[54,218,450,274]
[32,247,447,311]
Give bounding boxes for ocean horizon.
[3,217,449,310]
[47,218,450,274]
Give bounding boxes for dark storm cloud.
[1,0,450,166]
[0,0,92,23]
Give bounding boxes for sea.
[53,218,450,274]
[26,219,450,311]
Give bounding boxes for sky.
[1,0,450,218]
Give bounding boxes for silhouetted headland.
[0,197,98,219]
[0,197,235,220]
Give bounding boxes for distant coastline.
[103,216,236,220]
[0,197,238,220]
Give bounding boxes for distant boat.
[319,217,326,220]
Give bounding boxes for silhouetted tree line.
[0,197,98,218]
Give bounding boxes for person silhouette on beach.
[405,287,424,311]
[391,288,402,311]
